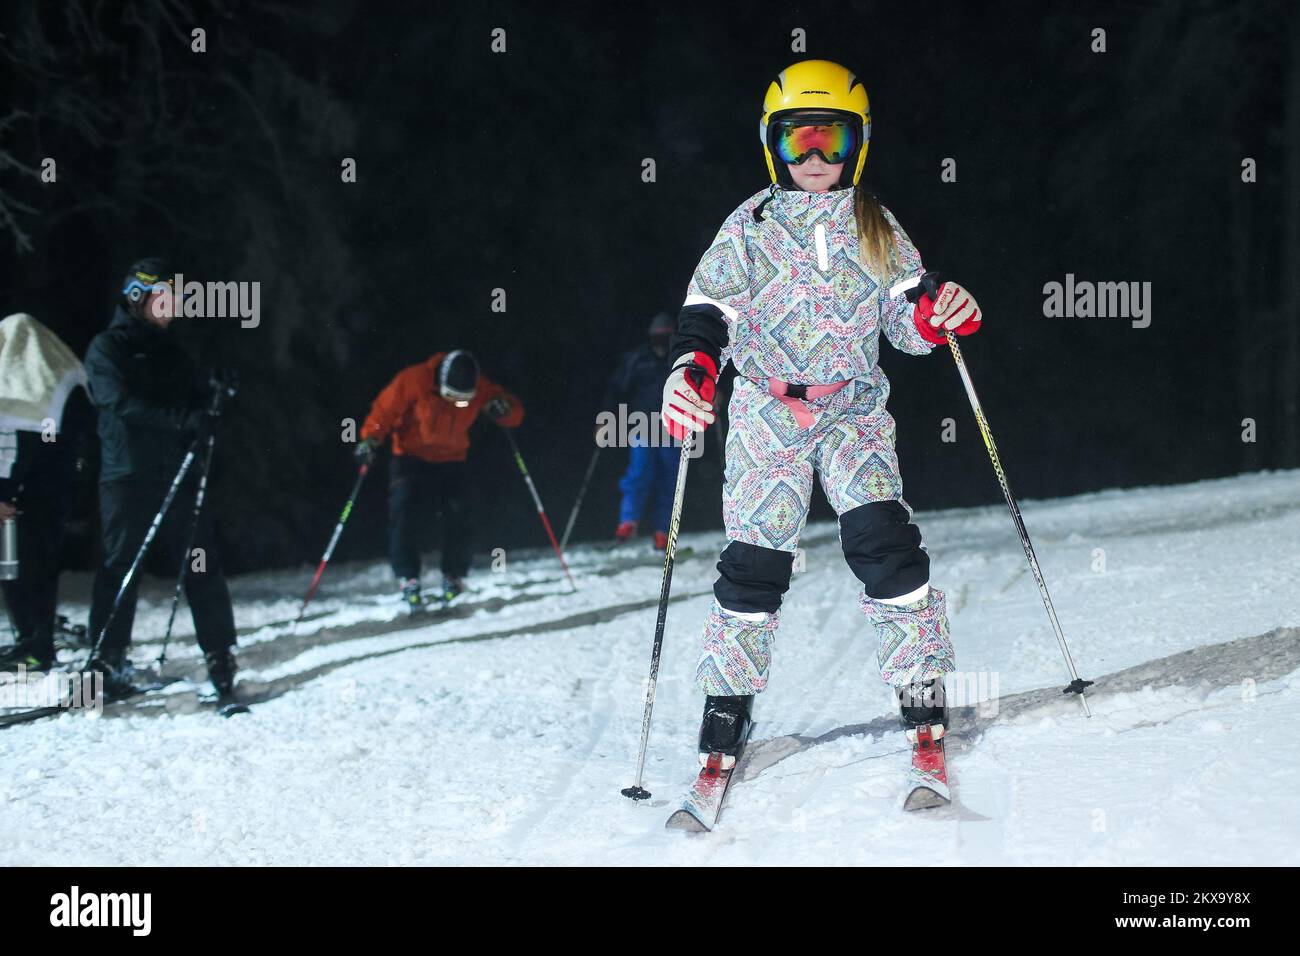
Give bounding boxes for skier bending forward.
[661,60,983,767]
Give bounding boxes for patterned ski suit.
[678,185,954,695]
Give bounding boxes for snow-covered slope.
[3,470,1299,865]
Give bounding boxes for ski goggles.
[122,273,178,303]
[770,116,861,166]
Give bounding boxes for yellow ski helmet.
[759,59,871,189]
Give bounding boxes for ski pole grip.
[919,271,944,303]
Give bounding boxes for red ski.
[903,723,951,810]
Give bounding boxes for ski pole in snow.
[940,317,1093,716]
[86,438,203,665]
[296,462,370,625]
[622,430,694,801]
[157,372,237,667]
[157,429,218,670]
[559,447,601,553]
[501,427,577,592]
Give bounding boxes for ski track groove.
[773,573,871,825]
[789,572,863,737]
[0,587,718,727]
[501,630,623,856]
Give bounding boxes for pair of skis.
[0,665,249,728]
[665,722,949,832]
[0,690,249,729]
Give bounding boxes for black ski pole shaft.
[157,432,217,669]
[945,331,1093,716]
[559,447,601,554]
[622,430,694,801]
[86,439,201,665]
[296,462,370,625]
[501,427,577,592]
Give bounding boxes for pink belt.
[761,376,850,429]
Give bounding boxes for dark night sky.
[1,0,1295,574]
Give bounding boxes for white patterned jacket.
[680,186,934,391]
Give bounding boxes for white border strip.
[889,275,922,300]
[683,293,739,322]
[877,582,930,606]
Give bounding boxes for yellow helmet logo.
[760,59,871,188]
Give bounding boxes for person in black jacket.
[83,258,238,698]
[0,315,92,671]
[601,312,680,550]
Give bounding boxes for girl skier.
[661,60,983,769]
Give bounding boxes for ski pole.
[501,427,577,592]
[86,437,202,665]
[157,371,238,665]
[157,429,217,670]
[559,447,601,553]
[622,429,694,801]
[941,322,1093,716]
[296,461,370,625]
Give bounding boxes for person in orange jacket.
[357,350,523,611]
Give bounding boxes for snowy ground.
[3,470,1299,865]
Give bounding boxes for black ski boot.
[87,650,137,700]
[205,647,249,715]
[399,578,424,614]
[697,694,754,769]
[205,647,238,698]
[0,643,55,672]
[898,678,948,737]
[438,574,464,605]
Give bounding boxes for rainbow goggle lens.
[770,116,861,166]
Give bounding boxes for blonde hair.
[853,182,897,278]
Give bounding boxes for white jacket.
[0,313,87,433]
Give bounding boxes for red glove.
[914,281,982,345]
[661,351,719,440]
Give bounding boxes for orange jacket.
[361,353,524,463]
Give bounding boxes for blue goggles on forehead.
[122,274,179,303]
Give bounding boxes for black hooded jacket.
[83,304,207,483]
[603,343,672,418]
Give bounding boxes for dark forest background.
[1,0,1296,575]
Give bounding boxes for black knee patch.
[713,541,794,614]
[840,501,929,600]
